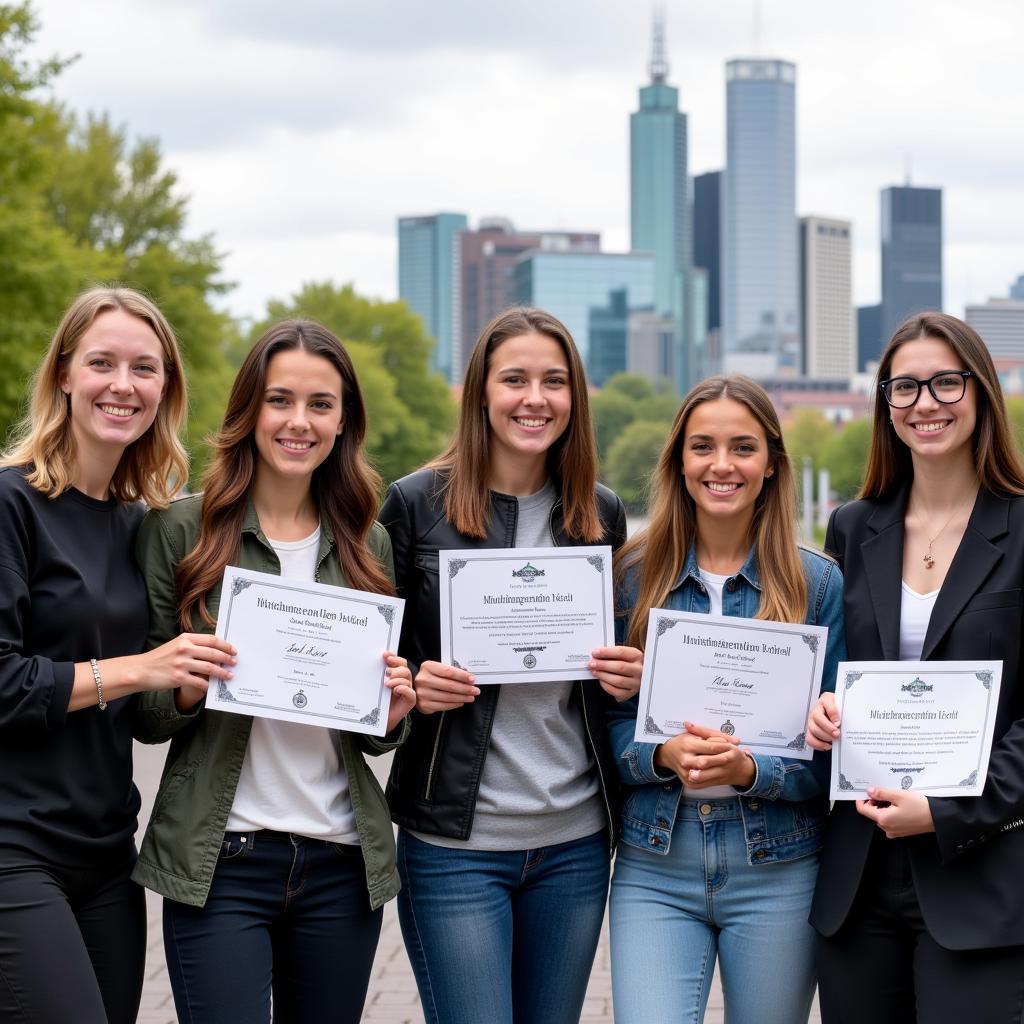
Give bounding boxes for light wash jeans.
[610,798,818,1024]
[397,829,609,1024]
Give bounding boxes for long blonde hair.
[429,307,602,541]
[1,287,188,507]
[616,376,807,649]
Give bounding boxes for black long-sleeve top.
[0,466,147,864]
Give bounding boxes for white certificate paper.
[830,660,1003,800]
[634,610,829,760]
[439,546,614,684]
[207,566,405,736]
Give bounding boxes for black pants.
[816,837,1024,1023]
[0,850,146,1024]
[164,830,384,1024]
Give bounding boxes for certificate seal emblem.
[523,654,537,669]
[901,775,913,790]
[293,690,308,709]
[720,720,735,736]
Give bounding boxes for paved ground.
[133,742,820,1023]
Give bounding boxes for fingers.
[187,634,237,657]
[820,692,840,723]
[684,721,741,745]
[598,678,640,701]
[414,660,480,713]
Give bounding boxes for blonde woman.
[608,376,845,1024]
[0,288,235,1024]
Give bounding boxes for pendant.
[923,550,935,569]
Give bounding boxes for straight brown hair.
[429,307,602,541]
[861,312,1024,499]
[616,376,807,649]
[177,320,393,628]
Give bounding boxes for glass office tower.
[722,59,799,378]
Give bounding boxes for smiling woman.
[130,319,415,1024]
[0,287,237,1024]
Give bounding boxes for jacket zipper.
[423,711,446,800]
[581,687,614,848]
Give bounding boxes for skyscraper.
[630,13,691,392]
[880,185,942,341]
[458,219,600,368]
[397,212,468,383]
[722,58,799,378]
[800,216,854,379]
[693,170,721,334]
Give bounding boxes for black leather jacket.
[380,468,628,845]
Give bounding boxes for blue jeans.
[610,799,818,1024]
[163,830,383,1024]
[397,829,610,1024]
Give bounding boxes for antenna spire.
[649,6,669,84]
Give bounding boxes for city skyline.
[29,0,1024,328]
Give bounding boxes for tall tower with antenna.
[630,8,693,392]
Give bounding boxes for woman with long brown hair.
[807,313,1024,1022]
[380,307,638,1024]
[608,375,845,1024]
[0,286,235,1024]
[132,320,415,1023]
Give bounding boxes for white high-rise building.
[965,299,1024,360]
[800,216,855,379]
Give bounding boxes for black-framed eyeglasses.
[879,370,973,409]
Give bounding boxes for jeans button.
[755,849,767,859]
[657,818,669,828]
[748,801,760,811]
[699,803,712,815]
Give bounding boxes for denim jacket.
[609,545,846,866]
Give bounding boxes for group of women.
[0,285,1021,1024]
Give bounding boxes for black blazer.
[810,486,1024,950]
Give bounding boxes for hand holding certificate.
[829,660,1003,800]
[634,609,829,759]
[206,566,406,736]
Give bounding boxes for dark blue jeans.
[164,830,383,1024]
[397,828,610,1024]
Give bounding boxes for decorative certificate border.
[444,549,611,679]
[216,574,399,727]
[835,667,998,794]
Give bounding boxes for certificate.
[206,566,405,736]
[830,660,1003,800]
[439,546,614,684]
[634,610,830,760]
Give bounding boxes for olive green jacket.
[132,494,408,910]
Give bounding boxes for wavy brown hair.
[429,307,602,541]
[177,320,393,628]
[1,286,188,506]
[617,376,807,649]
[861,312,1024,499]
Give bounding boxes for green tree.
[590,389,638,470]
[785,408,834,470]
[43,113,237,459]
[251,283,455,483]
[603,372,656,404]
[1006,397,1024,454]
[605,419,673,512]
[820,418,872,500]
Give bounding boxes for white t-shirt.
[683,567,740,800]
[899,582,939,661]
[225,528,359,843]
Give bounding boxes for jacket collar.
[672,543,762,592]
[239,497,337,560]
[860,484,1008,660]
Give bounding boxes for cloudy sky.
[30,0,1024,325]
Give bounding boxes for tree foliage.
[605,419,673,512]
[820,419,872,501]
[0,5,236,471]
[248,283,456,484]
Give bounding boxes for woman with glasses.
[807,312,1024,1021]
